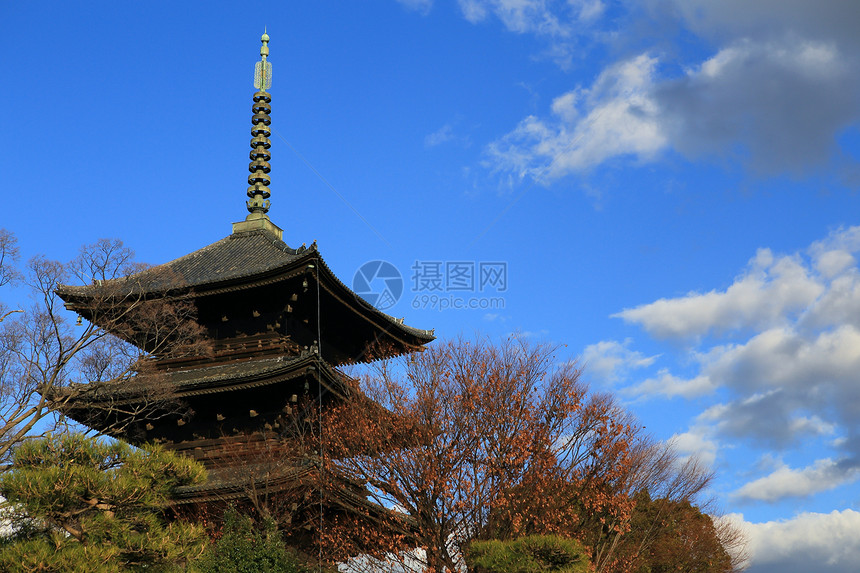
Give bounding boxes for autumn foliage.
[313,339,620,570]
[309,337,745,573]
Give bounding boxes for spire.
[248,31,272,217]
[233,30,283,239]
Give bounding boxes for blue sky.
[3,1,860,570]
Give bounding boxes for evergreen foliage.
[624,491,735,573]
[465,536,591,573]
[195,507,311,573]
[0,433,207,572]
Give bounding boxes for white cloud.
[395,0,434,15]
[814,250,856,279]
[487,54,667,179]
[613,226,860,481]
[580,338,657,384]
[727,510,860,573]
[810,225,860,256]
[704,325,860,393]
[670,427,719,467]
[480,2,860,181]
[732,458,860,503]
[613,227,860,449]
[614,249,822,340]
[625,369,714,399]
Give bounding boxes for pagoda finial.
[233,32,283,239]
[247,30,273,218]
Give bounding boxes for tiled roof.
[162,354,309,389]
[52,353,344,405]
[171,459,390,520]
[136,229,305,288]
[56,227,435,349]
[58,228,309,296]
[162,353,344,397]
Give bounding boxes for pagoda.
[53,32,433,548]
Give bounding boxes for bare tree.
[0,229,22,326]
[0,231,208,468]
[0,229,20,291]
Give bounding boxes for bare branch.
[0,229,20,289]
[0,237,209,469]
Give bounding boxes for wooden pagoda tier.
[53,349,346,446]
[52,226,433,513]
[57,227,434,366]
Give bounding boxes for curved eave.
[311,254,435,347]
[56,242,435,352]
[49,353,346,413]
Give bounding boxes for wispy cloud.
[732,458,860,503]
[395,0,434,16]
[425,123,471,148]
[581,338,658,385]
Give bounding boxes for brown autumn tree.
[318,337,644,573]
[608,491,745,573]
[489,435,734,572]
[0,230,208,468]
[315,337,745,573]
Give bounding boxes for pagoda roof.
[152,352,346,399]
[171,457,400,526]
[161,354,325,394]
[56,227,434,350]
[112,228,306,292]
[50,352,344,412]
[58,229,310,296]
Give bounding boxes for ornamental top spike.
[233,31,283,238]
[246,31,273,218]
[255,29,272,90]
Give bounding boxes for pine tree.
[0,433,207,572]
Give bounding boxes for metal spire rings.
[248,32,272,216]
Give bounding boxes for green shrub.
[194,508,309,573]
[465,535,590,573]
